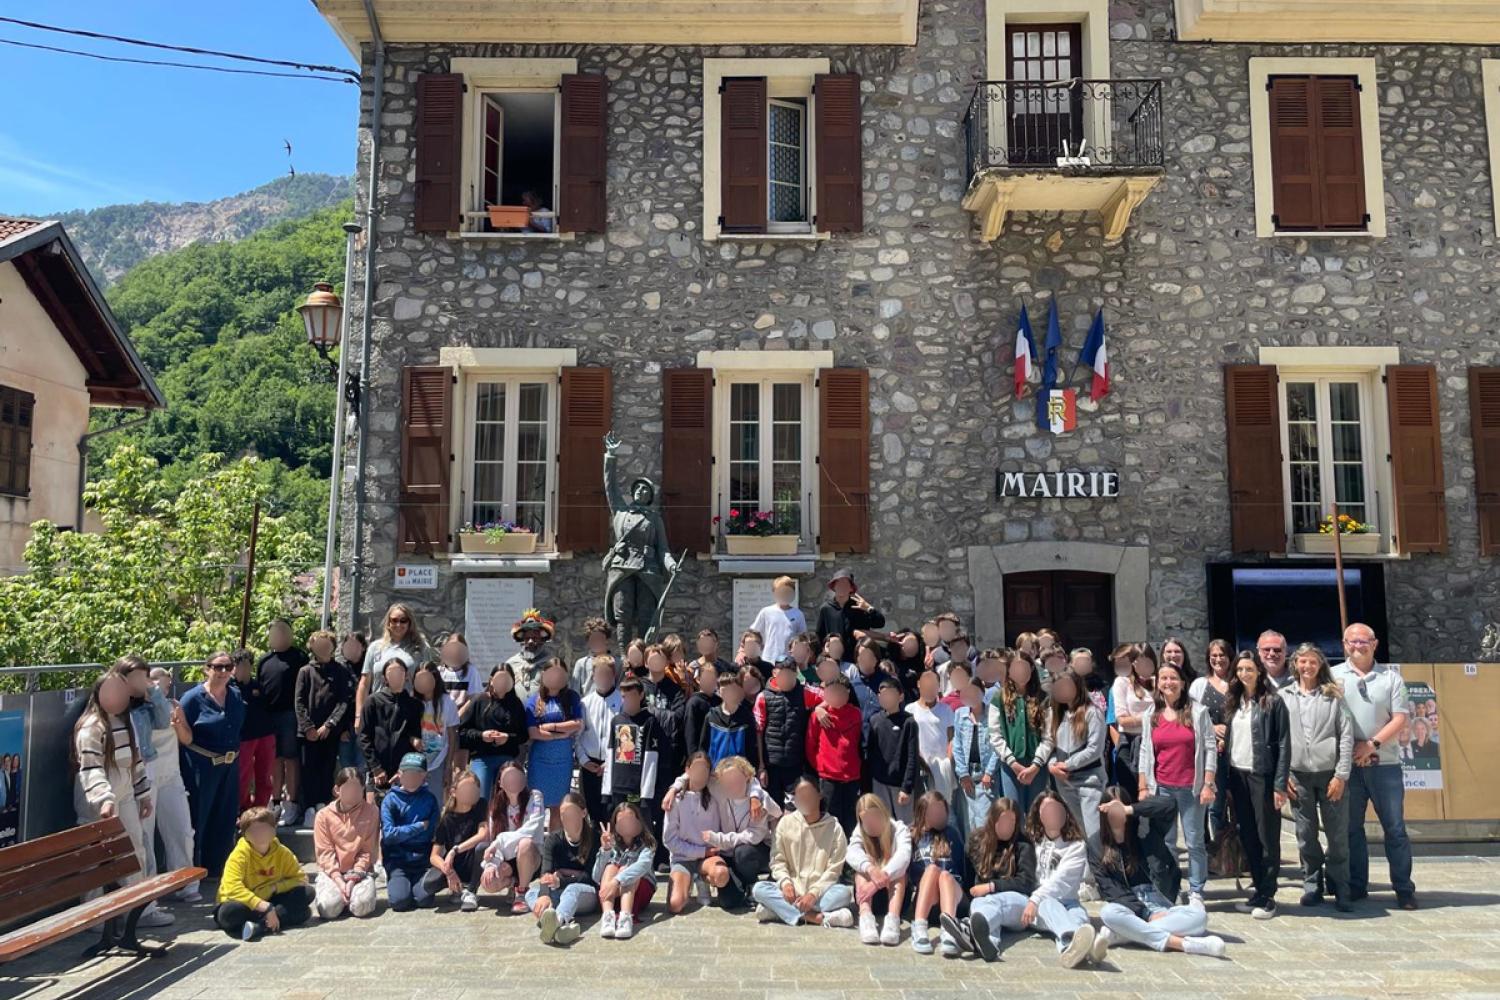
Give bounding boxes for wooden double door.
[1003,570,1115,666]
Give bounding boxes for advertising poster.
[1400,681,1441,790]
[0,709,25,848]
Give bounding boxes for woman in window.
[1280,643,1354,911]
[1189,639,1233,837]
[1224,650,1291,920]
[989,648,1052,817]
[1110,643,1156,801]
[1046,669,1107,845]
[1135,661,1216,907]
[525,660,585,828]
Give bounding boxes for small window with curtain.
[466,378,553,536]
[0,385,34,498]
[768,98,809,232]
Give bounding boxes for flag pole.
[1331,501,1349,635]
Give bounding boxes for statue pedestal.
[724,534,799,556]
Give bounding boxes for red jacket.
[807,701,863,782]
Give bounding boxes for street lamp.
[306,222,363,629]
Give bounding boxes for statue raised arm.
[603,430,628,513]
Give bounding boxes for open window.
[475,91,558,232]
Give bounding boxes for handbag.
[1209,790,1247,880]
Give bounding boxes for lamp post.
[299,222,363,629]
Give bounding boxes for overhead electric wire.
[0,14,360,81]
[0,36,359,84]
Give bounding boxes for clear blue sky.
[0,2,359,215]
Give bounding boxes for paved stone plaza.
[5,844,1499,1000]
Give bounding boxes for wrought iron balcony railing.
[963,78,1165,183]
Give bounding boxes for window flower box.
[458,524,538,554]
[486,205,531,230]
[1294,532,1381,556]
[724,534,800,556]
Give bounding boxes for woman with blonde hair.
[848,792,911,946]
[1280,642,1354,910]
[355,602,432,728]
[664,754,778,910]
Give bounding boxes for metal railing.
[963,78,1166,183]
[0,661,200,693]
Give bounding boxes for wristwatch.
[1370,739,1382,751]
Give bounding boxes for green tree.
[0,446,320,678]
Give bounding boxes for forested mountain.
[90,203,353,535]
[50,173,353,283]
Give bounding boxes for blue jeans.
[387,861,437,911]
[957,776,996,837]
[1099,885,1208,951]
[750,880,854,926]
[186,754,238,878]
[1159,783,1208,895]
[469,753,515,805]
[970,890,1086,951]
[525,881,599,922]
[999,767,1043,817]
[1346,763,1414,897]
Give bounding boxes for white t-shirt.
[907,699,955,762]
[749,604,808,663]
[1229,708,1254,771]
[419,695,462,771]
[1110,676,1154,735]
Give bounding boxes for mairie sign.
[995,468,1120,500]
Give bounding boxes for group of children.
[72,569,1409,962]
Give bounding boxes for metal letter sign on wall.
[995,469,1121,500]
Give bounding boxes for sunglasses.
[207,662,233,671]
[389,616,410,625]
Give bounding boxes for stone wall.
[338,0,1500,664]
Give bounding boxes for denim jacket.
[128,686,173,763]
[952,705,999,781]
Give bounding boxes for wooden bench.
[0,817,206,964]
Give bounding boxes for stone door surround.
[967,541,1150,648]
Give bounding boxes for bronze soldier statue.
[602,431,680,646]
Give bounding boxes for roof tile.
[0,217,45,243]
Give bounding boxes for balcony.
[314,0,919,51]
[1174,0,1500,45]
[960,79,1166,243]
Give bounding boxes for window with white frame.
[471,90,558,228]
[723,378,812,538]
[768,99,809,231]
[465,377,553,535]
[1281,374,1376,536]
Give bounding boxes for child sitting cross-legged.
[214,806,313,940]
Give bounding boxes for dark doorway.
[1004,23,1084,165]
[1003,570,1115,666]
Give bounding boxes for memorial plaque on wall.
[465,578,535,668]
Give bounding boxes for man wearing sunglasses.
[1332,623,1416,910]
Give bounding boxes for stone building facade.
[327,0,1500,666]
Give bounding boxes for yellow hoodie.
[217,836,306,908]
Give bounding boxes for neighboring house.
[314,0,1500,663]
[0,218,164,572]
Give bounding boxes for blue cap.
[398,752,428,773]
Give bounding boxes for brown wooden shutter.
[818,368,871,554]
[559,73,608,233]
[1387,364,1447,554]
[1313,76,1366,230]
[1268,77,1319,231]
[1224,365,1286,554]
[415,73,464,234]
[0,386,34,497]
[720,77,767,234]
[556,367,612,553]
[1470,367,1500,556]
[398,365,453,553]
[814,73,863,233]
[661,368,713,553]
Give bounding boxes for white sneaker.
[539,907,560,944]
[911,920,932,954]
[277,801,299,827]
[880,913,901,946]
[241,920,260,941]
[859,911,880,945]
[939,931,960,958]
[1184,934,1227,958]
[1252,900,1278,920]
[1060,925,1095,969]
[1189,892,1206,911]
[755,904,776,923]
[615,912,634,939]
[374,862,386,882]
[822,908,854,929]
[599,910,618,939]
[1090,925,1112,964]
[173,885,202,903]
[460,890,478,912]
[136,907,175,928]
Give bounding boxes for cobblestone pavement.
[4,850,1498,1000]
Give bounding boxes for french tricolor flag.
[1078,308,1110,401]
[1013,305,1038,398]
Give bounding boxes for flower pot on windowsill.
[486,205,531,230]
[723,534,799,556]
[458,531,538,555]
[1294,532,1381,555]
